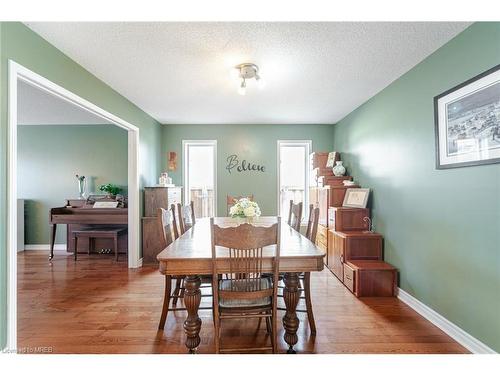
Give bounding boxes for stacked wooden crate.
[309,152,397,297]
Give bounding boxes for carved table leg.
[183,275,202,353]
[283,272,300,354]
[49,224,57,260]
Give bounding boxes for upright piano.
[49,198,128,260]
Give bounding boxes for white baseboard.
[397,288,496,354]
[24,244,67,251]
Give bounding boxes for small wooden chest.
[344,260,397,297]
[328,184,360,207]
[328,207,370,231]
[318,175,353,187]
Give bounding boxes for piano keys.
[49,199,128,260]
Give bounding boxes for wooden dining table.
[156,216,326,353]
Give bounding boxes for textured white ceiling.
[18,80,111,125]
[25,22,471,124]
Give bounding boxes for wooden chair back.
[210,217,281,300]
[305,204,320,243]
[287,200,303,231]
[157,208,174,249]
[170,204,180,240]
[177,201,195,234]
[226,194,254,215]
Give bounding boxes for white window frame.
[182,140,218,216]
[277,140,312,221]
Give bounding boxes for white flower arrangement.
[229,198,261,218]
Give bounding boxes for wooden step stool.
[343,260,397,297]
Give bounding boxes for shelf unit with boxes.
[309,151,397,297]
[141,186,183,264]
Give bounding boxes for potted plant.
[98,183,122,199]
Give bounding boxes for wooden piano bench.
[72,227,127,261]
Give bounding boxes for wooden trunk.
[144,186,182,217]
[309,152,331,169]
[318,175,353,187]
[328,184,360,207]
[344,260,397,297]
[326,230,383,280]
[328,207,370,231]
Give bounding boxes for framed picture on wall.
[434,64,500,169]
[342,188,370,208]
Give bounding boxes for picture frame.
[325,151,339,168]
[434,64,500,169]
[342,188,370,208]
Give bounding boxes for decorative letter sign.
[226,154,265,174]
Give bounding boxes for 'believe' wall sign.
[226,154,265,174]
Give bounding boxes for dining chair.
[170,203,180,240]
[177,201,195,235]
[278,204,319,335]
[157,207,212,330]
[226,194,254,215]
[287,200,303,231]
[210,217,281,353]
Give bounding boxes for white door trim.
[276,140,312,219]
[6,60,142,351]
[182,140,218,217]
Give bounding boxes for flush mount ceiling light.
[232,63,265,96]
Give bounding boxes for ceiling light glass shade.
[238,80,246,96]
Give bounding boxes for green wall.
[333,22,500,352]
[18,125,128,245]
[0,22,162,348]
[162,124,334,216]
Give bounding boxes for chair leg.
[172,278,182,306]
[158,276,172,330]
[114,235,119,262]
[212,278,220,354]
[304,272,316,335]
[271,307,278,354]
[88,237,92,256]
[265,316,272,334]
[73,236,78,261]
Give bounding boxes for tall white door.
[183,140,217,217]
[278,140,311,221]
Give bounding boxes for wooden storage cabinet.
[345,260,397,297]
[142,217,164,264]
[328,184,360,207]
[310,186,329,227]
[144,186,182,217]
[343,262,355,293]
[310,152,330,170]
[327,230,383,280]
[328,207,370,231]
[327,229,344,280]
[318,175,353,187]
[315,224,328,255]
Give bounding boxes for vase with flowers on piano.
[75,175,87,199]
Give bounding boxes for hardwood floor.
[17,252,468,354]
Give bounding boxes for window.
[277,140,311,221]
[183,140,217,217]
